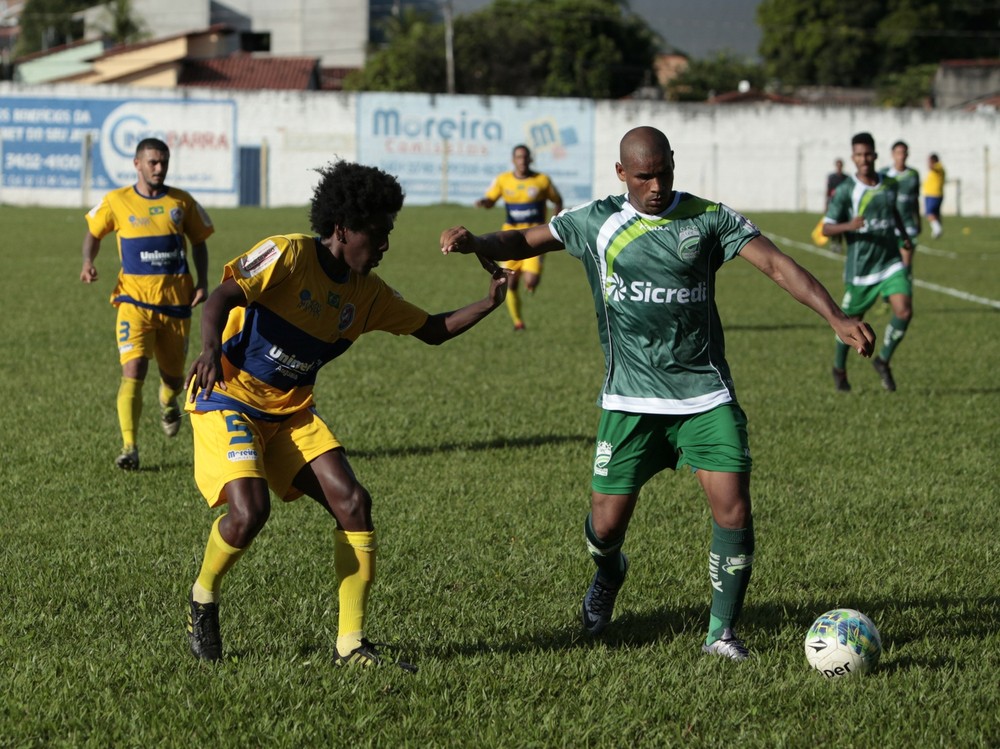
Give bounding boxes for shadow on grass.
[350,433,592,460]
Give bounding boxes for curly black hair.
[309,161,405,238]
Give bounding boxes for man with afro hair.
[184,161,508,670]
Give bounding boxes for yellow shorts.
[115,303,190,377]
[500,255,543,276]
[190,407,341,507]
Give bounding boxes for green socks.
[707,519,754,644]
[585,514,626,583]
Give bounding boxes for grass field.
[1,203,998,748]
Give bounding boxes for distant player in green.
[879,140,920,265]
[824,132,914,393]
[441,126,875,660]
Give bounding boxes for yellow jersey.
[922,162,945,198]
[192,234,429,419]
[85,185,214,318]
[484,171,562,230]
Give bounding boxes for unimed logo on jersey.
[605,273,708,305]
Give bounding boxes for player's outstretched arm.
[740,236,876,357]
[440,224,563,261]
[190,241,210,307]
[186,278,247,400]
[411,256,511,345]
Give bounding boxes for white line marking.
[767,234,1000,310]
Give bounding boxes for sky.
[451,0,763,60]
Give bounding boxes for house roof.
[178,55,321,90]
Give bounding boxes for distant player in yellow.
[183,160,509,669]
[80,137,213,471]
[476,144,562,330]
[923,153,945,239]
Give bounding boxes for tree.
[14,0,91,58]
[757,0,1000,93]
[93,0,149,46]
[346,0,661,99]
[666,52,767,102]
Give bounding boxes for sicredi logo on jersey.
[605,274,708,305]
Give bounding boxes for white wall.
[1,82,997,217]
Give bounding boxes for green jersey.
[549,191,758,415]
[824,175,905,286]
[879,165,920,238]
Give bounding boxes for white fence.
[1,82,996,216]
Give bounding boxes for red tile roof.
[179,56,321,90]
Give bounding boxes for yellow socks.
[505,288,523,328]
[334,529,377,654]
[159,379,181,411]
[116,376,143,448]
[193,515,247,604]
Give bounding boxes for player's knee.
[331,482,372,528]
[225,493,271,546]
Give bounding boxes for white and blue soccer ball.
[804,608,882,678]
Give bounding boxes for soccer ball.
[804,608,882,678]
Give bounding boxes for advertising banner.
[358,93,594,207]
[0,97,236,193]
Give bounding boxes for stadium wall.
[1,83,996,216]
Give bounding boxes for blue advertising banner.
[358,93,594,207]
[0,97,236,193]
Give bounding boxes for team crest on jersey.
[339,303,356,331]
[593,441,614,477]
[297,289,322,317]
[677,227,702,261]
[238,241,280,278]
[170,207,183,224]
[327,292,341,308]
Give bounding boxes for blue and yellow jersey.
[484,171,562,230]
[192,233,429,419]
[85,185,214,318]
[923,162,945,198]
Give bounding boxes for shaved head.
[616,126,675,215]
[619,126,672,169]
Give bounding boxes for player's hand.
[846,216,865,231]
[191,285,208,308]
[440,226,479,255]
[185,348,227,402]
[80,262,98,283]
[835,319,876,358]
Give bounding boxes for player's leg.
[833,287,870,392]
[501,260,525,330]
[188,410,271,661]
[681,404,754,660]
[872,272,913,391]
[582,411,671,634]
[115,305,151,468]
[153,314,190,437]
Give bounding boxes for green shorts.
[591,404,752,495]
[841,268,912,317]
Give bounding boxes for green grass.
[1,204,998,748]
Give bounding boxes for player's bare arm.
[740,236,876,357]
[821,216,865,237]
[440,223,563,261]
[185,278,247,399]
[411,257,510,345]
[190,241,210,307]
[80,233,101,283]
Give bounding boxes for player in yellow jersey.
[80,137,213,471]
[183,161,509,670]
[476,144,562,330]
[923,153,945,239]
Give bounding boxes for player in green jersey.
[879,140,920,257]
[441,126,875,660]
[823,132,914,393]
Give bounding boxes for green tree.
[94,0,149,46]
[757,0,1000,91]
[14,0,91,58]
[666,52,767,102]
[346,0,661,99]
